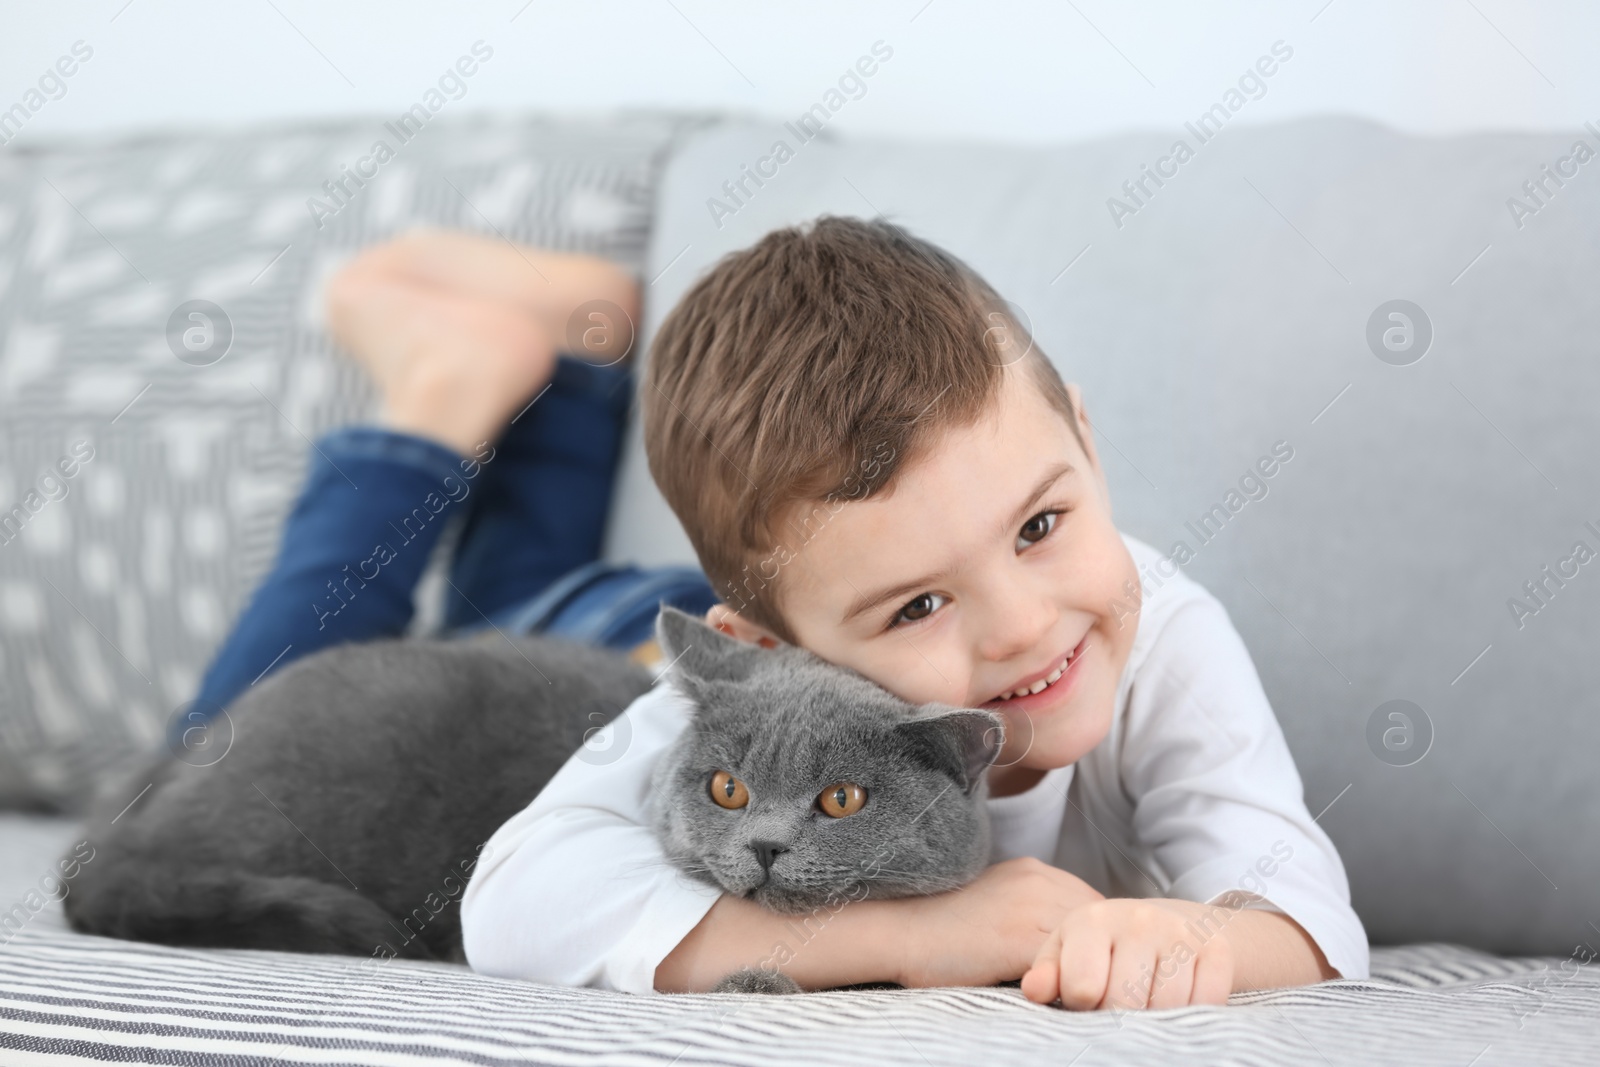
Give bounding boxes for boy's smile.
[708,364,1142,797]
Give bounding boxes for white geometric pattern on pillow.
[0,112,712,811]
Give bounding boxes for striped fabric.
[2,910,1595,1066]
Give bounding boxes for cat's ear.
[654,605,768,687]
[894,707,1006,795]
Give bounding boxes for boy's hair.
[642,215,1084,642]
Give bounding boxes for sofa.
[2,109,1597,1064]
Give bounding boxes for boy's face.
[709,363,1142,797]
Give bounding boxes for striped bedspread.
[2,912,1596,1067]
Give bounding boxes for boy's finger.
[1189,947,1233,1006]
[1146,948,1194,1011]
[1100,940,1155,1010]
[1019,926,1063,1005]
[1054,923,1112,1011]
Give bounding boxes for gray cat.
[65,606,1003,994]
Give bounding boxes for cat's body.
[66,608,1003,993]
[66,631,652,963]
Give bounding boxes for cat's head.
[647,606,1004,915]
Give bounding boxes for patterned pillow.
[0,111,714,812]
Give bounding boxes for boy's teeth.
[999,648,1075,701]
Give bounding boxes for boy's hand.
[896,857,1106,990]
[1020,898,1235,1010]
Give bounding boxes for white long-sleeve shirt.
[460,531,1370,992]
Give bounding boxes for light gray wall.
[2,2,1592,144]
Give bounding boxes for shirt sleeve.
[459,681,725,995]
[1120,591,1371,981]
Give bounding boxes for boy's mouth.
[980,633,1089,708]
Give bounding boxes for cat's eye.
[816,782,867,818]
[709,771,749,810]
[1017,510,1061,549]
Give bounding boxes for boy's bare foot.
[325,273,558,457]
[339,227,641,365]
[323,230,642,456]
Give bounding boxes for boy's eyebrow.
[994,460,1076,539]
[841,569,956,626]
[840,461,1075,625]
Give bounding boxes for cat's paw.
[711,967,803,995]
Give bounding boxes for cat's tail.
[65,852,434,961]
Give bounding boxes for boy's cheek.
[827,640,962,708]
[875,658,961,706]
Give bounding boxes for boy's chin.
[992,700,1113,775]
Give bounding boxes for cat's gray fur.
[65,606,1003,995]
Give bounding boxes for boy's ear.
[704,602,782,648]
[893,707,1006,795]
[1064,381,1112,512]
[653,604,771,686]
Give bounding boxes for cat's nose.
[750,840,788,871]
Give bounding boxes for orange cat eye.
[817,782,867,818]
[709,770,749,809]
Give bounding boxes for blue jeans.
[183,356,718,739]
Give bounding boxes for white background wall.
[2,1,1594,146]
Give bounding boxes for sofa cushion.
[0,908,1593,1065]
[607,116,1600,955]
[0,112,712,812]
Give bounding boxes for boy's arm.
[1020,894,1340,1009]
[655,891,906,992]
[1215,907,1338,987]
[464,680,907,994]
[1118,593,1371,986]
[460,682,723,992]
[663,855,1110,993]
[462,678,1107,994]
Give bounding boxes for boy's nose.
[974,582,1058,663]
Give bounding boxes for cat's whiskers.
[828,863,969,892]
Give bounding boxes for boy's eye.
[1017,510,1060,549]
[890,592,947,628]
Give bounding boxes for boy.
[458,217,1368,1009]
[196,219,1364,1011]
